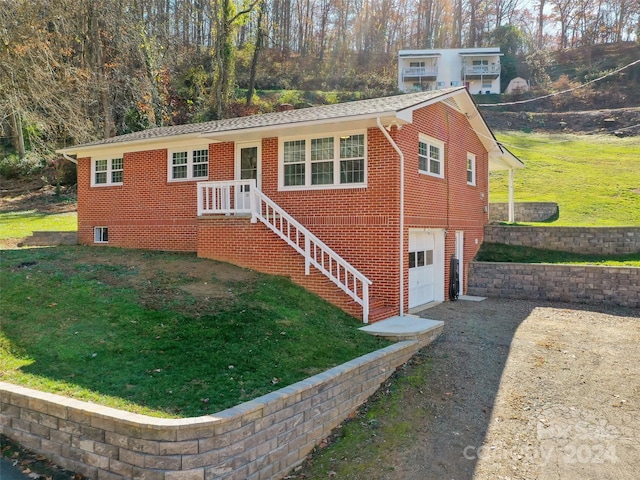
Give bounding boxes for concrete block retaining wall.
[468,262,639,308]
[484,225,640,255]
[489,202,558,222]
[18,231,78,247]
[0,327,442,480]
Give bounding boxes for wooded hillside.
[1,0,639,162]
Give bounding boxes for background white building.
[398,48,503,94]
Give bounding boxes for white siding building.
[398,48,502,94]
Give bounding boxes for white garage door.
[408,229,445,309]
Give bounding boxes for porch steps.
[367,297,397,324]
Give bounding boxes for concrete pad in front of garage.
[359,316,444,341]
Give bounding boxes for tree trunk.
[246,3,265,106]
[9,110,26,158]
[537,0,546,48]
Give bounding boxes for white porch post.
[197,183,204,217]
[508,168,515,223]
[249,179,258,223]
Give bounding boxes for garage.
[408,229,445,309]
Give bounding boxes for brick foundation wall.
[468,261,639,308]
[489,202,559,222]
[0,329,442,480]
[484,225,640,254]
[197,216,365,320]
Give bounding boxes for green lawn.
[476,242,640,267]
[490,133,640,226]
[0,246,389,418]
[0,211,77,239]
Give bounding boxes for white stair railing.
[197,180,371,322]
[197,180,254,216]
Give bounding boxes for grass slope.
[0,246,389,418]
[477,243,640,267]
[490,133,640,226]
[0,211,77,239]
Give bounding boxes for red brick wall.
[76,144,228,251]
[197,217,363,319]
[77,100,490,318]
[397,102,489,302]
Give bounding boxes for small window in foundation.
[94,226,109,243]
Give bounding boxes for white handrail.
[252,188,371,322]
[196,180,371,322]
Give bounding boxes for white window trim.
[467,153,477,186]
[94,226,109,243]
[418,134,445,179]
[167,146,210,182]
[91,158,123,187]
[278,130,367,191]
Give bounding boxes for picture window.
[281,133,366,189]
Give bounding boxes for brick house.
[58,87,523,323]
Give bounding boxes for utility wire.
[478,58,640,107]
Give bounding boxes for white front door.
[408,229,445,309]
[235,142,261,210]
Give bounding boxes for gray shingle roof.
[67,87,464,150]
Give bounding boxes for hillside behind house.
[490,132,640,226]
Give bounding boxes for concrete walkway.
[360,315,444,341]
[0,458,28,480]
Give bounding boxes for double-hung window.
[467,153,476,185]
[281,133,366,189]
[418,134,444,178]
[168,147,209,181]
[92,158,123,187]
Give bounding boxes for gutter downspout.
[377,118,405,317]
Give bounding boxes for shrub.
[0,152,46,179]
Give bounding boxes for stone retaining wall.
[489,202,558,222]
[0,326,442,480]
[468,261,639,308]
[484,225,640,254]
[18,231,78,247]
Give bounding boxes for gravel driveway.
[295,298,640,480]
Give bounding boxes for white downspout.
[377,118,405,317]
[508,168,515,223]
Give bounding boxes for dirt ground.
[295,298,640,480]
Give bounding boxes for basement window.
[94,226,109,243]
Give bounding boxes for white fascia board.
[458,52,503,57]
[399,50,442,57]
[56,133,216,159]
